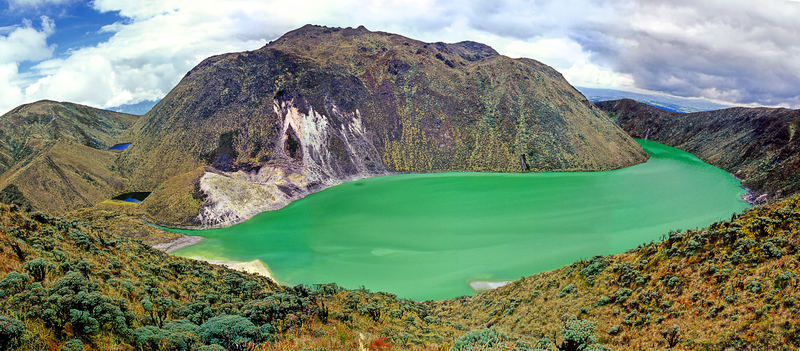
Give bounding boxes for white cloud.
[0,15,53,63]
[0,16,54,113]
[11,0,631,113]
[2,0,800,114]
[6,0,75,9]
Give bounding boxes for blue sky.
[1,0,799,115]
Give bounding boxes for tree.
[662,326,680,348]
[23,258,54,282]
[198,315,263,351]
[0,316,25,350]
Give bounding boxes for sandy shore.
[469,280,511,292]
[201,259,274,280]
[152,234,205,253]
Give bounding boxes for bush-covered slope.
[436,195,800,350]
[596,99,800,202]
[117,25,646,227]
[0,204,465,350]
[4,185,798,350]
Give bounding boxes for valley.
[171,140,749,301]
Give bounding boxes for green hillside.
[0,101,139,214]
[597,99,800,203]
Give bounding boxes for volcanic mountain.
[114,25,647,227]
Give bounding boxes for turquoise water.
[172,140,750,300]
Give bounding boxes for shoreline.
[196,258,274,280]
[151,235,275,281]
[152,234,205,253]
[469,280,511,292]
[149,143,652,232]
[730,172,768,206]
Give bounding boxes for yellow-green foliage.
[0,142,129,214]
[69,203,180,246]
[0,100,138,215]
[0,204,462,350]
[0,100,137,175]
[437,196,800,350]
[140,167,207,227]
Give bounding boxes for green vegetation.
[437,195,800,350]
[0,25,797,351]
[0,101,138,215]
[1,191,798,349]
[0,204,467,350]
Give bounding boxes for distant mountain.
[578,86,731,113]
[109,99,160,115]
[115,25,647,227]
[597,99,800,202]
[0,100,138,213]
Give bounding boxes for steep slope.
[0,101,139,213]
[0,204,465,350]
[0,142,128,213]
[0,100,137,174]
[596,99,800,202]
[437,195,800,350]
[118,25,646,227]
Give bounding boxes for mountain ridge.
[116,24,647,227]
[0,100,138,213]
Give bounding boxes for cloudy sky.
[1,0,799,115]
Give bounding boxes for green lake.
[172,140,750,300]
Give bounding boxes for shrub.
[0,316,25,350]
[134,321,201,351]
[612,263,645,287]
[775,271,795,289]
[69,309,99,337]
[614,288,632,303]
[23,258,55,282]
[133,326,164,351]
[747,279,762,294]
[198,315,263,351]
[661,326,680,348]
[0,272,31,296]
[580,256,608,284]
[450,328,512,351]
[761,241,782,258]
[358,303,382,322]
[60,339,83,351]
[667,276,681,288]
[559,284,576,298]
[560,318,608,351]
